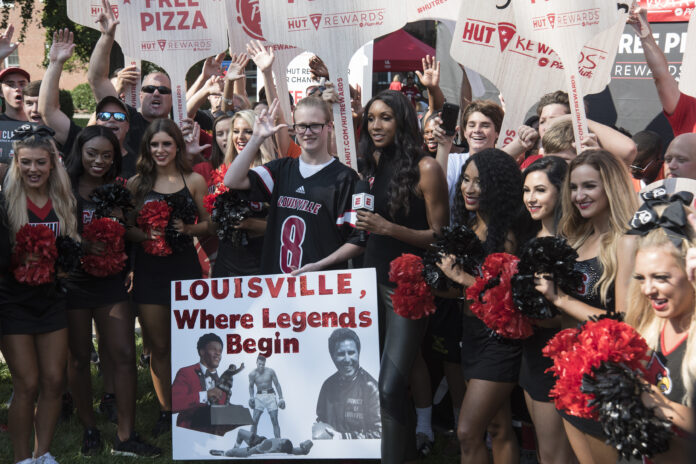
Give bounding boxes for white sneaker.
[34,453,58,464]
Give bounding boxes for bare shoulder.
[418,156,443,176]
[185,171,207,192]
[126,175,140,192]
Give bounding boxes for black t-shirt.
[245,157,361,274]
[0,113,23,121]
[125,104,149,155]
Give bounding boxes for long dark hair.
[522,155,567,235]
[66,125,122,186]
[453,148,532,254]
[359,90,423,219]
[132,118,191,207]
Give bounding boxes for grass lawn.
[0,334,465,463]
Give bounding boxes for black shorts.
[460,315,521,383]
[133,243,202,305]
[65,269,128,309]
[426,298,462,363]
[519,326,559,402]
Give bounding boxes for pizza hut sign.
[287,9,386,32]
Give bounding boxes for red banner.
[640,0,694,22]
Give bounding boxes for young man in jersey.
[224,98,363,275]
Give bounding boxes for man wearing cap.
[401,73,421,107]
[172,333,228,435]
[0,66,30,122]
[39,28,137,178]
[87,1,211,156]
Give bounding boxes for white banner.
[171,269,381,460]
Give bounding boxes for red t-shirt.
[389,81,402,91]
[285,140,302,159]
[664,92,696,136]
[401,85,420,106]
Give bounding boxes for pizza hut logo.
[547,13,556,28]
[309,13,322,30]
[157,39,167,51]
[236,0,264,41]
[497,22,516,52]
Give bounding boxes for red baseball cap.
[0,67,30,83]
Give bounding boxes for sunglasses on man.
[97,111,127,122]
[141,85,172,95]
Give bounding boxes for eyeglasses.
[629,158,657,177]
[141,85,172,95]
[96,111,127,122]
[293,123,326,134]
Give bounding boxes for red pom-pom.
[465,253,533,339]
[209,164,228,187]
[11,224,58,285]
[388,253,436,320]
[204,183,230,215]
[544,319,649,418]
[82,218,127,277]
[136,200,172,256]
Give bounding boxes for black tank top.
[646,331,688,405]
[572,257,614,312]
[363,151,429,283]
[143,175,197,248]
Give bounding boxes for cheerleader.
[355,90,449,463]
[625,201,695,463]
[519,156,574,463]
[0,126,79,464]
[63,126,159,456]
[534,149,637,463]
[126,119,210,435]
[211,109,274,277]
[436,149,532,464]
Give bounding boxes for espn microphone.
[352,180,374,243]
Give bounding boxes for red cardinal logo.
[646,352,672,395]
[497,22,516,52]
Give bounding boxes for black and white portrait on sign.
[313,328,381,439]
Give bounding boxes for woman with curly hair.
[626,204,696,463]
[519,156,574,464]
[0,127,80,464]
[126,118,210,436]
[438,148,532,464]
[535,149,637,463]
[355,90,449,463]
[211,109,276,277]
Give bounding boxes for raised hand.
[114,65,140,94]
[95,0,119,37]
[253,98,287,139]
[309,55,329,80]
[517,125,539,151]
[0,24,18,61]
[49,28,75,64]
[246,40,274,73]
[416,55,441,89]
[225,53,250,81]
[627,5,651,39]
[203,52,226,79]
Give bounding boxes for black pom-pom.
[164,191,198,253]
[212,190,252,247]
[89,183,133,219]
[581,362,672,460]
[55,236,82,273]
[422,225,485,290]
[511,236,583,319]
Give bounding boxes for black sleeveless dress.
[0,196,67,334]
[558,256,612,438]
[64,189,128,309]
[211,202,267,278]
[132,183,202,305]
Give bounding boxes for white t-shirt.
[446,152,470,206]
[299,157,335,178]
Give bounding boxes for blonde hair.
[224,110,275,167]
[560,149,638,305]
[541,119,575,155]
[625,225,696,406]
[2,136,79,242]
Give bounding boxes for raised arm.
[223,99,286,190]
[187,52,225,101]
[628,5,680,115]
[221,52,249,112]
[39,28,74,146]
[187,75,223,119]
[87,0,119,101]
[416,55,444,123]
[0,24,18,63]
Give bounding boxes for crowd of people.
[0,3,694,464]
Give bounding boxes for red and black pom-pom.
[82,218,127,277]
[136,200,172,256]
[466,253,533,339]
[11,224,58,285]
[388,253,436,320]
